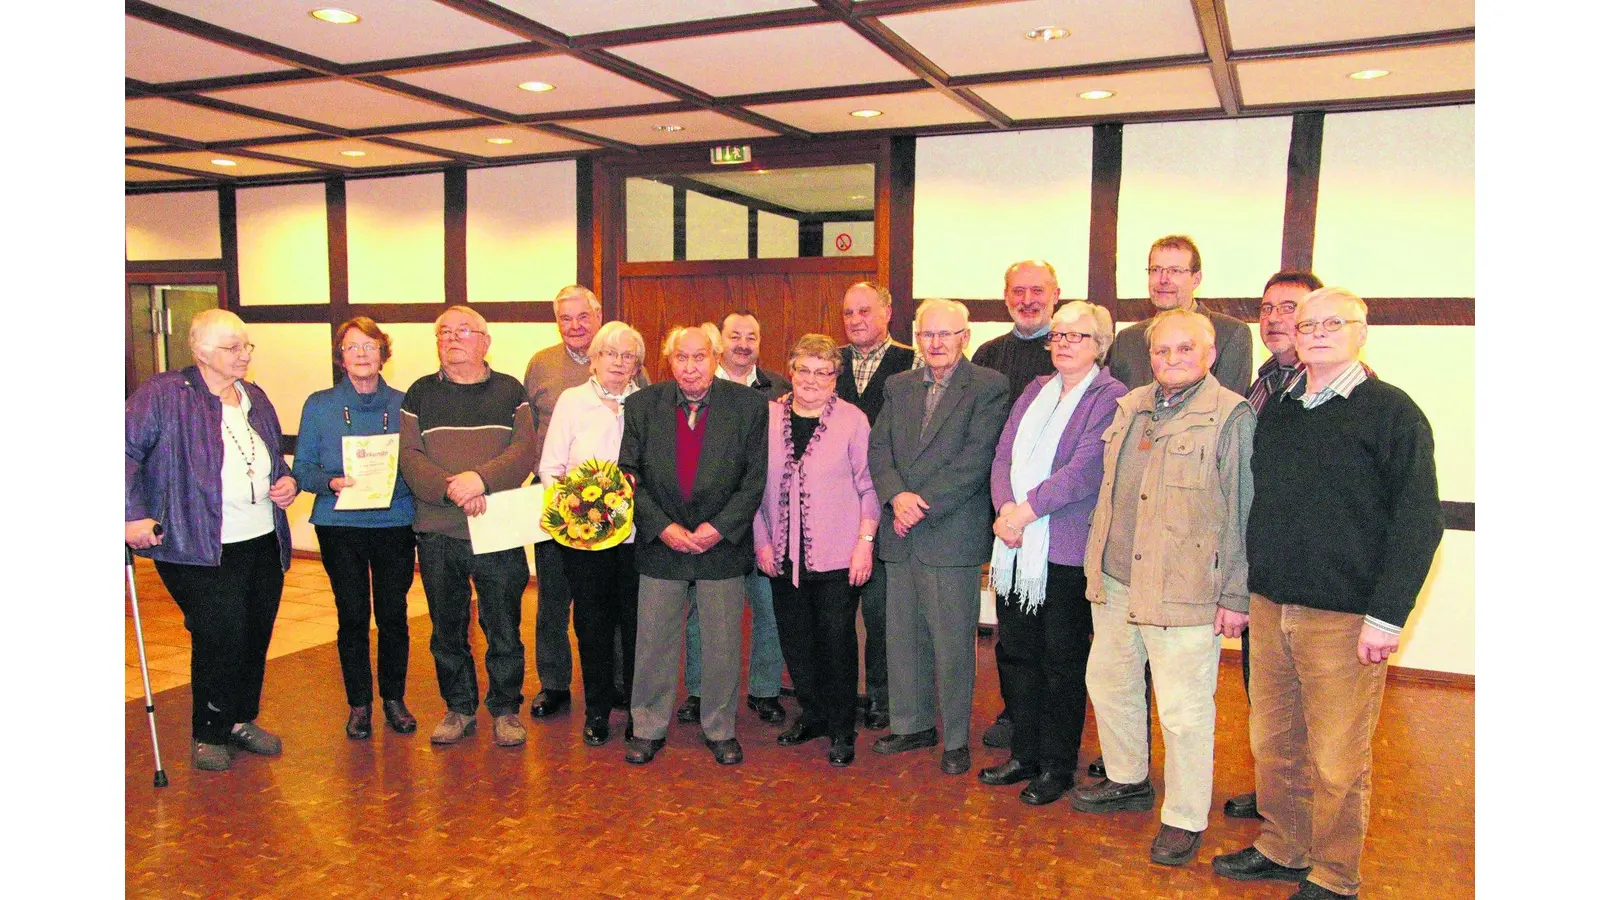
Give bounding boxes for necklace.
[223,407,261,504]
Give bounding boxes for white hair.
[435,304,488,332]
[913,298,970,332]
[189,308,247,352]
[553,285,602,314]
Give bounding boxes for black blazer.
[837,342,915,426]
[619,379,769,581]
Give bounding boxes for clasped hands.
[661,522,722,554]
[992,500,1036,550]
[446,470,487,517]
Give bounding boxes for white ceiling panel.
[131,151,319,178]
[142,0,528,65]
[250,139,452,168]
[687,163,876,213]
[1237,43,1474,106]
[392,55,677,115]
[127,16,293,84]
[748,90,985,132]
[126,164,204,182]
[881,0,1203,76]
[1227,0,1475,50]
[394,125,600,158]
[493,1,816,36]
[973,66,1221,120]
[608,23,915,96]
[127,97,314,142]
[557,110,777,146]
[200,81,475,130]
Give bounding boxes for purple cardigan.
[126,366,294,571]
[752,396,879,586]
[990,367,1127,566]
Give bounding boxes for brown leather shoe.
[1068,777,1155,813]
[1150,824,1203,866]
[382,699,417,734]
[345,705,373,740]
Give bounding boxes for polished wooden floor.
[125,559,1473,898]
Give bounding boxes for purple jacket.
[753,396,879,586]
[126,366,293,571]
[990,367,1127,566]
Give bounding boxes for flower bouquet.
[540,458,634,550]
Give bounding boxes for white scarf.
[990,367,1096,613]
[591,376,636,407]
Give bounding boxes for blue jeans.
[684,571,784,698]
[416,532,527,717]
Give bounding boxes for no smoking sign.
[834,233,853,252]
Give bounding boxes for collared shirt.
[1153,377,1206,411]
[715,364,757,387]
[1283,360,1368,410]
[1013,322,1050,340]
[565,344,589,367]
[850,336,893,395]
[1247,358,1304,414]
[676,383,710,429]
[920,363,956,436]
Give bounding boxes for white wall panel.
[348,174,444,304]
[126,190,220,260]
[626,178,673,262]
[236,183,330,306]
[914,128,1093,299]
[1116,117,1291,298]
[467,162,576,303]
[823,221,873,257]
[686,190,747,261]
[757,210,798,258]
[1391,532,1473,675]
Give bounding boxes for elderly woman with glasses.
[125,309,298,772]
[293,317,418,740]
[980,301,1128,805]
[752,334,879,767]
[537,321,649,747]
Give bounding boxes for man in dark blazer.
[620,324,768,767]
[868,299,1009,776]
[835,281,916,731]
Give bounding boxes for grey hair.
[912,298,971,333]
[1299,286,1368,323]
[591,320,646,363]
[788,333,841,370]
[435,304,487,332]
[553,284,602,313]
[661,322,721,358]
[1052,301,1115,364]
[1145,308,1215,348]
[1004,259,1059,289]
[189,308,247,352]
[845,281,893,308]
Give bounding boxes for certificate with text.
[467,483,545,555]
[333,433,400,511]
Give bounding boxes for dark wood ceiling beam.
[126,127,205,151]
[518,101,699,125]
[720,79,929,107]
[529,123,640,154]
[853,0,1023,14]
[1191,0,1242,115]
[424,0,572,48]
[577,48,812,138]
[948,54,1212,88]
[168,93,352,139]
[1229,27,1476,62]
[655,175,810,220]
[355,74,522,124]
[573,6,834,48]
[347,118,499,138]
[1240,89,1475,117]
[223,147,349,174]
[125,157,225,181]
[125,0,345,76]
[363,135,484,165]
[128,70,328,98]
[342,42,557,76]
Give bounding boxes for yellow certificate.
[333,433,400,510]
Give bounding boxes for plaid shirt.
[850,337,903,394]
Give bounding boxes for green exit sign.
[710,145,751,165]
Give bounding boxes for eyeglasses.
[215,343,255,355]
[915,329,968,343]
[341,342,379,355]
[598,349,639,365]
[1046,331,1093,345]
[437,326,484,342]
[1146,266,1195,278]
[792,366,837,381]
[1258,301,1297,318]
[1294,317,1364,335]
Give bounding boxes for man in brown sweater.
[401,306,540,748]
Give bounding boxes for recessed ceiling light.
[340,150,367,157]
[653,124,685,132]
[310,8,360,25]
[210,159,237,167]
[1025,26,1069,41]
[1079,90,1115,100]
[485,137,514,145]
[517,81,555,93]
[1348,69,1390,80]
[848,194,866,200]
[850,109,883,119]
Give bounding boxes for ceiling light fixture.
[340,150,367,157]
[310,8,360,25]
[1079,90,1115,100]
[486,137,514,145]
[517,81,555,93]
[1025,26,1069,41]
[850,109,883,119]
[653,124,685,132]
[1348,69,1390,80]
[210,159,237,167]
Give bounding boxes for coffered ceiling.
[125,0,1475,189]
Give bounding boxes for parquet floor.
[124,558,1473,899]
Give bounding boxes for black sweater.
[1246,378,1443,628]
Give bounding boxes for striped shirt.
[1247,359,1304,414]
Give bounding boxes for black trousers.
[155,532,284,745]
[315,524,416,707]
[771,573,859,740]
[416,533,527,717]
[856,564,888,707]
[994,563,1093,772]
[558,543,639,719]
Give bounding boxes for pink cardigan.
[752,396,879,586]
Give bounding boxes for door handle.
[163,308,173,335]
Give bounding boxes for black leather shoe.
[706,737,744,765]
[828,736,856,767]
[1224,791,1263,819]
[1087,756,1106,779]
[940,747,971,775]
[529,690,571,718]
[675,695,701,724]
[1210,846,1311,883]
[624,736,665,765]
[381,699,417,734]
[1020,770,1073,806]
[872,728,938,754]
[862,700,890,731]
[345,705,373,740]
[1151,824,1203,866]
[978,757,1040,786]
[747,694,786,724]
[1068,777,1156,813]
[583,716,611,747]
[777,721,827,747]
[612,691,630,711]
[980,714,1013,749]
[1287,882,1353,899]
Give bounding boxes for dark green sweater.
[1246,378,1443,628]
